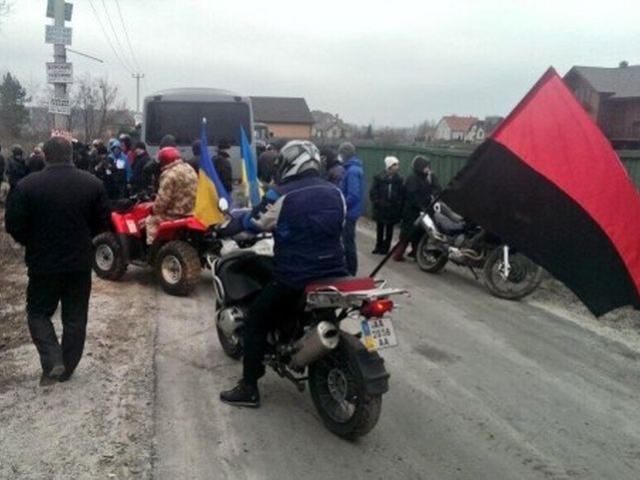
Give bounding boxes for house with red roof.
[434,115,479,141]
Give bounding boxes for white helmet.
[275,140,321,183]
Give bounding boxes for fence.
[356,144,640,216]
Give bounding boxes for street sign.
[46,0,73,21]
[45,25,72,45]
[49,96,71,115]
[46,62,73,84]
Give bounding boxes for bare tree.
[71,75,121,142]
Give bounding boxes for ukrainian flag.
[240,126,263,207]
[194,118,231,226]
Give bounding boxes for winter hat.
[384,156,399,169]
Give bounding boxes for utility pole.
[45,0,73,132]
[132,73,145,114]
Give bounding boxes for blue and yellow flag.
[240,126,263,207]
[194,118,231,226]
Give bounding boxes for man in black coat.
[370,156,404,254]
[215,139,233,195]
[5,136,111,386]
[393,155,441,261]
[130,141,153,194]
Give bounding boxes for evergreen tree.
[0,72,29,137]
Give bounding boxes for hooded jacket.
[340,156,364,220]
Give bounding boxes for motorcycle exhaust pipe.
[289,321,339,370]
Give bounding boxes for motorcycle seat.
[434,211,466,235]
[305,277,376,294]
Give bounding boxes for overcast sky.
[1,0,639,126]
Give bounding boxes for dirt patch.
[0,208,30,351]
[0,208,158,479]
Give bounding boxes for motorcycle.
[415,202,542,300]
[92,191,224,296]
[210,229,406,440]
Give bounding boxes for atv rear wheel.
[93,232,127,280]
[155,241,201,296]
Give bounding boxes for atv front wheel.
[93,232,127,280]
[155,241,201,296]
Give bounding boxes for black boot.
[39,364,65,386]
[220,380,261,408]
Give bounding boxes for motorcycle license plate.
[360,317,398,351]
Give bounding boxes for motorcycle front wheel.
[483,247,543,300]
[416,234,448,273]
[308,340,382,440]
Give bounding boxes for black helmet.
[274,140,321,183]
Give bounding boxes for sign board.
[46,62,73,84]
[45,25,72,46]
[49,96,71,115]
[46,1,73,21]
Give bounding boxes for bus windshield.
[145,101,252,146]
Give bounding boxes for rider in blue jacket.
[220,140,348,407]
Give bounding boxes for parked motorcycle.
[210,233,406,440]
[415,202,542,300]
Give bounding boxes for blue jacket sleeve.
[344,168,362,211]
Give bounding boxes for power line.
[87,0,133,74]
[114,0,140,72]
[100,0,136,73]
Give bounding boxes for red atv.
[92,193,221,296]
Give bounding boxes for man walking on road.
[5,136,111,386]
[338,142,364,275]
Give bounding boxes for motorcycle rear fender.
[340,333,390,396]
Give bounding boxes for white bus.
[141,88,254,179]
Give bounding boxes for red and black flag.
[442,68,640,316]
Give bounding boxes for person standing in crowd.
[322,147,344,186]
[119,133,135,166]
[146,147,198,245]
[93,143,118,199]
[338,142,364,275]
[370,156,404,255]
[108,138,131,199]
[130,141,152,194]
[215,139,233,195]
[27,146,46,174]
[72,141,90,171]
[258,143,278,184]
[187,139,202,172]
[393,155,441,261]
[5,136,111,386]
[6,145,29,199]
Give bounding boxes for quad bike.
[92,192,224,296]
[211,228,407,440]
[415,202,543,300]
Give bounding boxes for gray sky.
[2,0,639,126]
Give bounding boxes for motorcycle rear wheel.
[308,341,382,440]
[416,234,448,273]
[483,247,543,300]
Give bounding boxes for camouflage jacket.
[154,160,198,217]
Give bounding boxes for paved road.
[153,229,640,480]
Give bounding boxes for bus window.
[145,101,252,146]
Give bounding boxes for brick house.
[564,64,640,144]
[250,96,314,139]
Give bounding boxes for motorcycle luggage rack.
[306,287,407,310]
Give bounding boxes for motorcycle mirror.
[218,198,229,213]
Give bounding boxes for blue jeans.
[343,218,358,276]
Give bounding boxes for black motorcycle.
[415,202,542,300]
[209,246,406,440]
